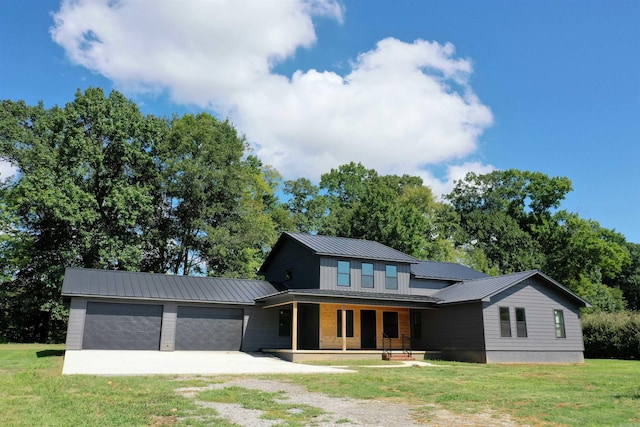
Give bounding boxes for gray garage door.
[175,306,243,350]
[83,302,163,350]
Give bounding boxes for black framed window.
[554,309,566,338]
[279,309,291,337]
[361,262,374,288]
[385,265,398,290]
[383,311,399,338]
[499,307,511,337]
[336,310,354,337]
[337,260,350,287]
[516,307,527,337]
[412,311,422,339]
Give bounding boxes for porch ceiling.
[257,289,440,309]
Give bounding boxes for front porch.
[263,349,443,363]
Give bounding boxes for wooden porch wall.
[319,304,410,350]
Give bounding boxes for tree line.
[1,88,638,342]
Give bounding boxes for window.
[279,309,291,337]
[383,311,399,338]
[336,309,354,337]
[337,260,350,287]
[499,307,511,337]
[412,311,422,339]
[554,309,566,338]
[385,265,398,290]
[516,308,527,337]
[361,262,374,288]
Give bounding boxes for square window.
[499,307,511,337]
[337,260,350,287]
[361,262,374,288]
[337,309,354,337]
[385,265,398,290]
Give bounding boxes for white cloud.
[51,0,493,181]
[0,160,18,181]
[417,162,496,199]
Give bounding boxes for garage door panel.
[83,302,162,350]
[175,306,243,350]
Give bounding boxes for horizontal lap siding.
[242,306,291,351]
[483,278,585,352]
[65,298,87,350]
[320,257,411,294]
[319,304,410,350]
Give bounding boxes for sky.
[1,0,639,243]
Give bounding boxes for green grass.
[1,345,639,426]
[284,359,640,426]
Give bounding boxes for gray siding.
[486,350,584,364]
[409,278,452,296]
[263,238,319,289]
[483,277,585,352]
[320,257,411,294]
[65,298,87,350]
[160,303,177,351]
[242,306,291,351]
[423,302,486,354]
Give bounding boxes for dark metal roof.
[61,268,278,304]
[411,261,489,280]
[433,270,590,307]
[261,232,419,271]
[256,288,440,304]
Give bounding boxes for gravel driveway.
[175,378,526,426]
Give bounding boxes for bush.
[582,311,640,359]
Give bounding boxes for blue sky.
[1,0,639,243]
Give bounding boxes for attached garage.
[82,302,163,350]
[175,306,244,350]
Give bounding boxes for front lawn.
[1,344,638,426]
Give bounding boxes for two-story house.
[62,232,590,363]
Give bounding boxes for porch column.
[341,306,347,351]
[292,301,298,351]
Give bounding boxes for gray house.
[62,232,590,363]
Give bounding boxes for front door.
[360,310,377,349]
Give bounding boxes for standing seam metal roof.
[61,268,278,304]
[281,232,419,263]
[433,270,590,307]
[410,261,489,280]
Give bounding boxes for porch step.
[382,353,415,361]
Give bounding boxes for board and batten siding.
[263,238,320,289]
[483,277,585,353]
[65,298,87,350]
[319,257,411,294]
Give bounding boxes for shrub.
[582,311,640,359]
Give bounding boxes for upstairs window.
[336,309,354,337]
[554,309,566,338]
[385,265,398,290]
[499,307,511,337]
[361,262,374,288]
[337,260,351,287]
[516,308,527,337]
[383,311,399,338]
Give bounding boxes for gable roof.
[61,268,278,305]
[259,232,419,272]
[433,270,590,307]
[411,261,490,281]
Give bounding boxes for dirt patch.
[176,378,528,426]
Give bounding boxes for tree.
[0,88,159,341]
